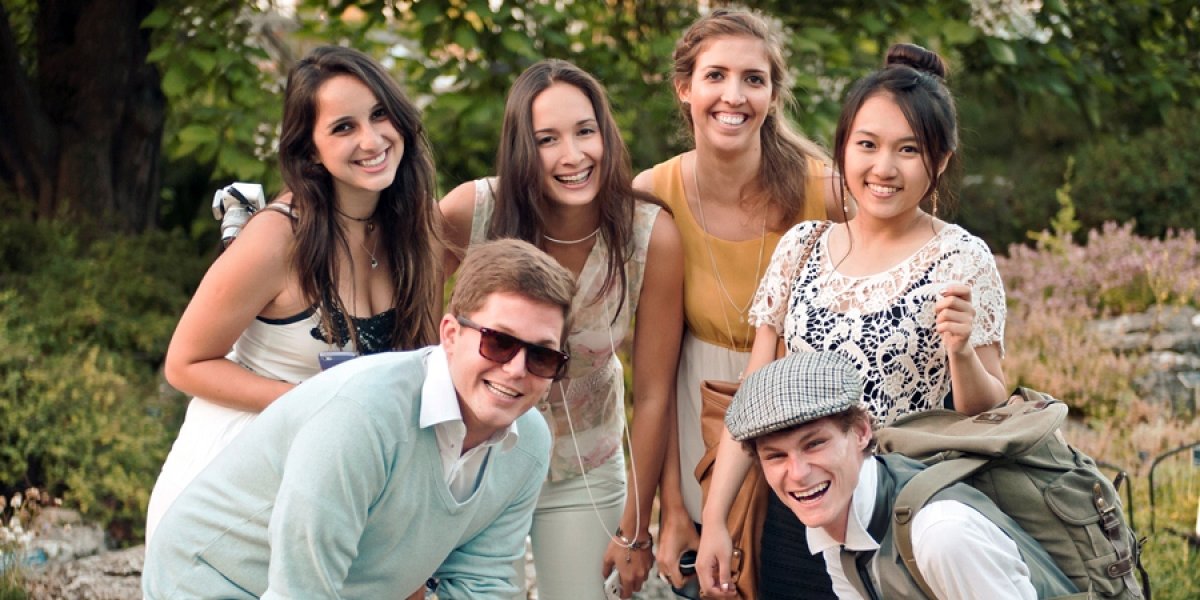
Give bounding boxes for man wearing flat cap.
[723,351,1075,600]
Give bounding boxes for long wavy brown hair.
[490,59,664,320]
[672,7,829,227]
[277,46,441,350]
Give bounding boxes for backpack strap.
[891,456,992,600]
[892,457,1095,600]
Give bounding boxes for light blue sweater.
[143,348,551,599]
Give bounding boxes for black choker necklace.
[336,207,375,231]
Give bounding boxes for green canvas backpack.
[874,388,1147,599]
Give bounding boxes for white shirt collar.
[419,346,519,452]
[807,456,880,555]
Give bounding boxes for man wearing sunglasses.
[145,239,575,599]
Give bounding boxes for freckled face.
[677,35,773,156]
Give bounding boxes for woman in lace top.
[441,60,683,599]
[696,44,1009,599]
[147,47,442,542]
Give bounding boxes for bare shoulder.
[632,168,656,193]
[648,208,682,254]
[229,206,296,264]
[439,180,479,247]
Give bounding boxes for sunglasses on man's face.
[455,316,569,380]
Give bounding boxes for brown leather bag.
[695,379,769,600]
[692,220,830,600]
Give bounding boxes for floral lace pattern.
[749,221,1006,424]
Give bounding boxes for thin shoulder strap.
[261,202,295,218]
[789,219,831,291]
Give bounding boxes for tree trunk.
[0,0,163,232]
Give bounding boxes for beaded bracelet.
[614,527,653,563]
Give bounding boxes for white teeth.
[716,113,747,125]
[357,151,387,167]
[555,168,591,184]
[867,183,899,194]
[486,381,520,398]
[791,482,830,501]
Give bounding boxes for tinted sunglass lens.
[525,348,565,379]
[478,330,521,363]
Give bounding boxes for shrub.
[1071,107,1200,240]
[1000,222,1200,600]
[998,220,1199,418]
[0,221,205,543]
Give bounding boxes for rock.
[25,508,106,565]
[23,545,143,600]
[1090,306,1200,415]
[1089,306,1200,353]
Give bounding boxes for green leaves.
[146,1,282,190]
[985,38,1018,65]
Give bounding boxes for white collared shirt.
[420,347,519,502]
[808,456,1035,600]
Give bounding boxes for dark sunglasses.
[455,316,569,380]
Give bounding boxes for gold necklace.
[692,159,768,349]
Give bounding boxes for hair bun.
[885,43,948,79]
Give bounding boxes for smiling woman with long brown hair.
[145,46,442,542]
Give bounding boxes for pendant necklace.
[693,160,767,349]
[337,207,378,269]
[361,226,379,269]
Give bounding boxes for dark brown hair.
[489,59,663,321]
[833,43,959,218]
[278,45,441,350]
[449,239,577,344]
[672,7,829,226]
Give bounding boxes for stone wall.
[1088,305,1200,415]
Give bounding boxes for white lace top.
[749,221,1006,424]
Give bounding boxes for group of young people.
[141,6,1024,600]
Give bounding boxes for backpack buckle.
[1093,483,1122,538]
[1106,553,1134,578]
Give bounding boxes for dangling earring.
[931,190,940,217]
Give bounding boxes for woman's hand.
[602,534,654,599]
[935,282,1008,415]
[695,521,740,599]
[654,506,700,590]
[934,282,975,356]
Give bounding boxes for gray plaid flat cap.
[725,351,863,441]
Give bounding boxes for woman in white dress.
[145,46,442,542]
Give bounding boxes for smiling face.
[442,291,565,450]
[677,35,773,156]
[531,82,605,209]
[311,74,404,205]
[756,415,872,543]
[843,93,949,226]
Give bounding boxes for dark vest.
[843,454,1077,599]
